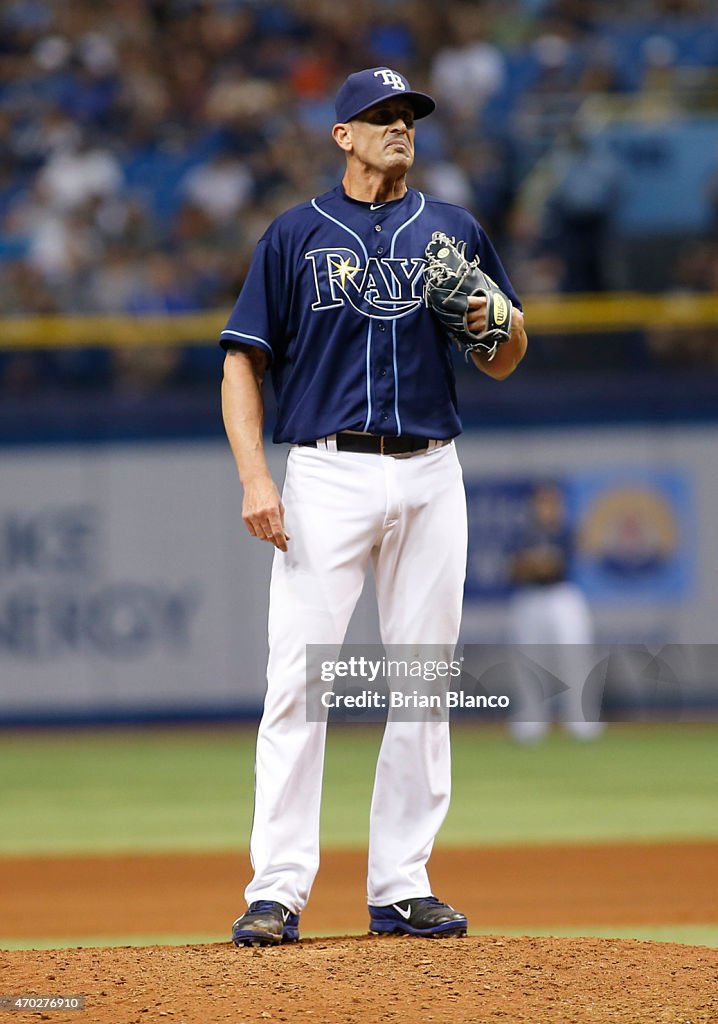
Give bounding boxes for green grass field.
[0,722,716,854]
[2,924,716,953]
[1,722,716,948]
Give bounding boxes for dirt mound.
[2,935,716,1024]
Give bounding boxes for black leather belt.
[300,432,446,455]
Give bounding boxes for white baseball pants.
[244,441,467,914]
[507,582,603,741]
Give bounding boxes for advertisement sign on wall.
[465,468,693,604]
[0,427,713,723]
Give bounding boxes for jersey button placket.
[369,223,395,432]
[372,315,394,432]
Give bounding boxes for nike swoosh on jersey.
[370,203,386,210]
[392,903,412,919]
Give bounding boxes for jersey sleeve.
[219,230,287,362]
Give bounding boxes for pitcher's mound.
[3,934,716,1024]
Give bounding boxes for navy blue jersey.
[220,185,521,445]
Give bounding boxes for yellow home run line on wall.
[1,293,717,349]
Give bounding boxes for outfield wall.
[0,424,715,723]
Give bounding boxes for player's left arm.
[469,300,527,380]
[467,224,527,380]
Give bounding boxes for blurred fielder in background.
[507,481,604,743]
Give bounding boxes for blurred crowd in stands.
[2,0,718,391]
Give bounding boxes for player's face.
[349,99,416,174]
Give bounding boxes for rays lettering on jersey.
[305,247,425,320]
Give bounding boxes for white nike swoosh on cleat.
[392,903,411,919]
[281,909,290,923]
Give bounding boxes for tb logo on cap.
[373,69,406,91]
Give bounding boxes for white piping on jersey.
[391,322,401,434]
[388,190,425,258]
[220,329,273,355]
[311,191,426,436]
[311,198,375,430]
[363,320,373,432]
[388,192,425,435]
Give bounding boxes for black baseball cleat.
[231,900,300,947]
[368,896,468,938]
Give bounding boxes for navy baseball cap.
[335,67,436,123]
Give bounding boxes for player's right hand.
[242,476,289,552]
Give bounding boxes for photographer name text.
[320,690,510,710]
